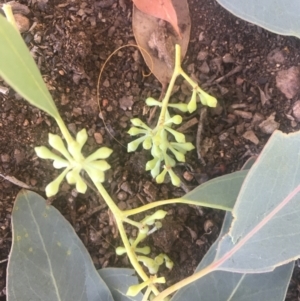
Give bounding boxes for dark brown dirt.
[1,0,300,300]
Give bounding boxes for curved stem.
[157,45,182,124]
[91,180,160,296]
[55,115,75,146]
[124,198,231,217]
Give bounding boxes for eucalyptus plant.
[1,6,298,301]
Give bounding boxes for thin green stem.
[179,68,198,89]
[55,116,76,146]
[91,179,160,296]
[157,45,182,124]
[124,198,231,217]
[122,217,143,228]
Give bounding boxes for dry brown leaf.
[132,0,191,85]
[132,0,181,37]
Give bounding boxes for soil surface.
[1,0,300,300]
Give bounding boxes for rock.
[233,110,252,119]
[119,95,133,110]
[292,100,300,121]
[199,61,210,74]
[1,153,10,163]
[236,123,244,135]
[197,51,208,61]
[14,14,30,33]
[252,112,265,127]
[259,114,280,134]
[222,53,235,64]
[94,132,103,144]
[276,66,300,99]
[267,48,285,64]
[243,130,259,145]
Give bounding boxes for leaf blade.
[98,268,143,301]
[7,190,113,301]
[180,170,248,211]
[132,0,181,37]
[171,213,293,301]
[0,15,59,119]
[215,131,300,272]
[216,0,300,38]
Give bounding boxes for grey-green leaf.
[216,130,300,272]
[180,170,248,210]
[216,0,300,38]
[0,15,59,119]
[7,190,114,301]
[98,268,143,301]
[171,213,293,301]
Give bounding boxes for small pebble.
[234,110,252,119]
[243,130,259,145]
[1,153,10,163]
[14,13,30,33]
[259,115,280,134]
[94,132,103,144]
[292,100,300,121]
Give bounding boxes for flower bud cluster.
[35,129,112,197]
[127,108,194,186]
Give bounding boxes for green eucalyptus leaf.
[216,0,300,38]
[98,268,143,301]
[180,170,248,210]
[172,212,293,301]
[7,190,114,301]
[0,15,59,119]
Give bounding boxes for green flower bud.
[137,256,159,274]
[128,127,147,136]
[35,146,63,161]
[143,136,152,150]
[45,168,69,197]
[48,134,71,160]
[164,127,185,143]
[168,103,188,112]
[171,115,183,124]
[116,246,126,255]
[139,225,149,234]
[155,221,162,229]
[151,144,163,159]
[85,147,113,162]
[66,168,80,185]
[187,89,197,113]
[165,256,174,270]
[84,166,105,183]
[168,169,181,186]
[130,118,151,130]
[53,159,69,169]
[127,136,146,152]
[169,146,186,162]
[142,210,167,225]
[68,140,83,161]
[127,281,149,297]
[156,169,167,184]
[135,246,151,255]
[197,89,217,107]
[75,176,87,194]
[164,154,176,168]
[146,97,161,107]
[146,157,158,170]
[155,254,164,265]
[76,128,88,147]
[170,142,195,153]
[89,160,111,171]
